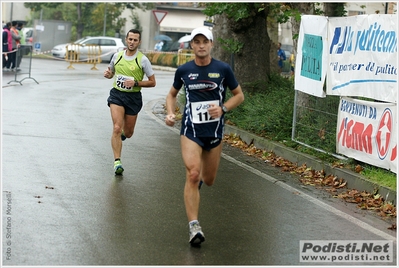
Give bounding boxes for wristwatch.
[134,81,139,87]
[222,105,228,114]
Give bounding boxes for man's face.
[125,32,141,51]
[190,34,213,58]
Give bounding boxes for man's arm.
[165,87,179,126]
[11,31,21,42]
[103,53,117,79]
[208,85,245,119]
[137,74,156,88]
[223,85,245,112]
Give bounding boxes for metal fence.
[291,90,345,159]
[65,44,102,70]
[7,45,38,85]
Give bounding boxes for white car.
[51,36,125,62]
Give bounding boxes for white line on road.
[222,153,397,243]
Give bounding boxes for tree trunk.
[211,14,232,67]
[324,3,345,17]
[291,2,315,56]
[76,3,83,39]
[212,4,271,91]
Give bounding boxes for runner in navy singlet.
[165,27,244,246]
[173,59,239,140]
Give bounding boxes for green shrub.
[226,73,294,141]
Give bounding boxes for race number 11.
[191,100,220,124]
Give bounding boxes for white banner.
[337,97,397,173]
[295,15,328,97]
[327,15,397,103]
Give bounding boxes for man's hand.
[103,67,114,79]
[124,79,134,88]
[165,114,176,127]
[207,104,223,119]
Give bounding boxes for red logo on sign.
[152,10,168,25]
[376,108,392,160]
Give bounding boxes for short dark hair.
[126,29,141,40]
[17,22,23,27]
[11,21,17,26]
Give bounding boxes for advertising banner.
[295,15,328,97]
[337,97,397,173]
[327,15,397,103]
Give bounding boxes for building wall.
[1,2,31,24]
[278,2,397,48]
[32,20,72,52]
[346,2,396,15]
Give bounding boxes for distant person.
[289,50,295,76]
[16,22,25,45]
[16,22,26,69]
[165,27,244,246]
[103,29,156,175]
[2,22,12,70]
[154,40,164,51]
[5,21,21,71]
[277,42,286,73]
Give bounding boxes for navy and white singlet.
[173,58,239,139]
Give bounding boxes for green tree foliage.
[130,11,143,33]
[23,3,154,41]
[201,2,346,92]
[203,3,272,90]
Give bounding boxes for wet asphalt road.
[1,58,397,266]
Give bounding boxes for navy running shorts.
[107,87,143,115]
[184,134,222,151]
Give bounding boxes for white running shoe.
[189,222,205,245]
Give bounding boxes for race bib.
[116,75,134,91]
[191,100,220,124]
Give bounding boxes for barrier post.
[86,44,102,70]
[7,45,38,85]
[65,44,81,69]
[65,44,101,70]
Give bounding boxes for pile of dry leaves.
[223,133,396,229]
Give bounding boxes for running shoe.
[114,160,124,175]
[121,130,126,141]
[198,180,203,190]
[189,222,205,245]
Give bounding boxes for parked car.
[51,36,125,62]
[22,27,34,45]
[280,44,293,73]
[281,44,293,60]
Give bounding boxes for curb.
[224,124,396,204]
[152,65,177,72]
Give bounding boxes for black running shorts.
[107,88,143,115]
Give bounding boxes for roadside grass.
[225,73,397,191]
[361,165,396,190]
[31,53,53,60]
